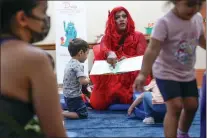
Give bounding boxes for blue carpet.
[64,109,200,137]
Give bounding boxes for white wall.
[37,1,169,44]
[42,1,206,70]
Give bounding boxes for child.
[133,0,206,138]
[62,38,90,119]
[128,77,166,124]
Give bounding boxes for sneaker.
[143,117,155,124]
[177,134,190,138]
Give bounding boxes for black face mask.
[26,14,51,43]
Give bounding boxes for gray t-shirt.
[63,59,86,98]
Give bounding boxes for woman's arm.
[99,36,111,59]
[98,37,118,68]
[27,49,67,137]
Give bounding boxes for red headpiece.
[103,6,135,50]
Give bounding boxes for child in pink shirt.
[133,0,206,138]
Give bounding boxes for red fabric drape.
[90,7,151,110]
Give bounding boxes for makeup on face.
[115,11,128,31]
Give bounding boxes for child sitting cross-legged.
[62,38,90,119]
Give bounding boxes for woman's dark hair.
[0,0,38,34]
[68,38,89,57]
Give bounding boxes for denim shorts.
[64,96,88,119]
[155,78,198,101]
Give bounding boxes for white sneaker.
[143,117,155,124]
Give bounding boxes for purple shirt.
[152,11,204,82]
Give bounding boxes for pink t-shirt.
[152,11,204,82]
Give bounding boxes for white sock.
[177,129,187,135]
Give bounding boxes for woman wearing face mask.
[0,0,67,137]
[90,7,152,110]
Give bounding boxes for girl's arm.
[139,19,167,77]
[133,19,167,92]
[140,38,162,77]
[128,93,144,115]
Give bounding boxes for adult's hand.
[107,51,117,69]
[107,58,117,69]
[119,56,127,61]
[133,73,146,92]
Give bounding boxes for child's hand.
[133,73,146,92]
[127,107,134,116]
[79,77,91,85]
[86,77,91,84]
[85,96,90,103]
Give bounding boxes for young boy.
[62,38,90,119]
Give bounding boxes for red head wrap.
[103,6,135,50]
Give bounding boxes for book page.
[90,56,143,75]
[117,56,143,73]
[90,60,114,75]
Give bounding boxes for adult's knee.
[90,90,110,110]
[90,97,109,110]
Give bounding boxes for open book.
[90,56,143,75]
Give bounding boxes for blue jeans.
[143,92,166,119]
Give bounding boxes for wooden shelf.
[35,36,150,50]
[35,43,56,50]
[35,43,97,50]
